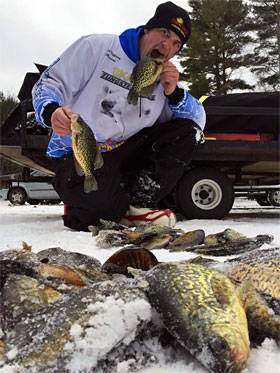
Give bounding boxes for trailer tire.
[8,188,27,205]
[174,167,234,219]
[267,190,280,207]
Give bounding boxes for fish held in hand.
[127,56,164,106]
[71,114,103,193]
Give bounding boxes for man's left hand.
[160,61,179,96]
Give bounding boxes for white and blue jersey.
[32,26,206,158]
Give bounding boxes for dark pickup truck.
[1,65,279,219]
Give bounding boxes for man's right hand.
[51,107,73,136]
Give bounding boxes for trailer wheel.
[174,167,234,219]
[8,188,27,205]
[267,190,280,207]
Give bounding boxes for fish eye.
[208,336,229,355]
[40,258,49,264]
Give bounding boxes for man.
[32,1,206,231]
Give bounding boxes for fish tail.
[127,89,139,106]
[84,175,98,193]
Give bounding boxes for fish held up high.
[127,56,164,106]
[71,114,104,193]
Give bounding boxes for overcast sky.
[0,0,191,96]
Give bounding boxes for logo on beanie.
[171,17,188,38]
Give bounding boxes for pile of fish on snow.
[0,221,279,373]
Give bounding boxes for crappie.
[182,247,280,346]
[225,247,280,345]
[127,56,164,106]
[4,279,151,371]
[1,274,63,333]
[0,245,110,294]
[71,114,104,193]
[146,262,251,373]
[36,247,102,272]
[171,232,274,256]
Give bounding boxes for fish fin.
[129,73,134,84]
[236,279,254,309]
[74,157,84,176]
[94,147,104,170]
[84,175,98,193]
[127,89,139,106]
[141,83,156,97]
[22,241,32,251]
[211,272,233,307]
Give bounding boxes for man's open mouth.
[150,49,165,61]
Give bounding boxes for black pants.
[52,118,199,231]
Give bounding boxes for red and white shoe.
[120,205,176,228]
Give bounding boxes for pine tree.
[0,91,18,125]
[0,92,22,176]
[248,0,280,90]
[178,0,256,97]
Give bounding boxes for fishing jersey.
[32,26,206,158]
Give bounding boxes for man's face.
[139,28,182,61]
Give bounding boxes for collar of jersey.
[119,26,144,63]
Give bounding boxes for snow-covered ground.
[0,198,279,372]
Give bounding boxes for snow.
[65,296,152,372]
[0,198,279,372]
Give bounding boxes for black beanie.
[145,1,191,48]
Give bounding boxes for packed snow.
[0,197,279,372]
